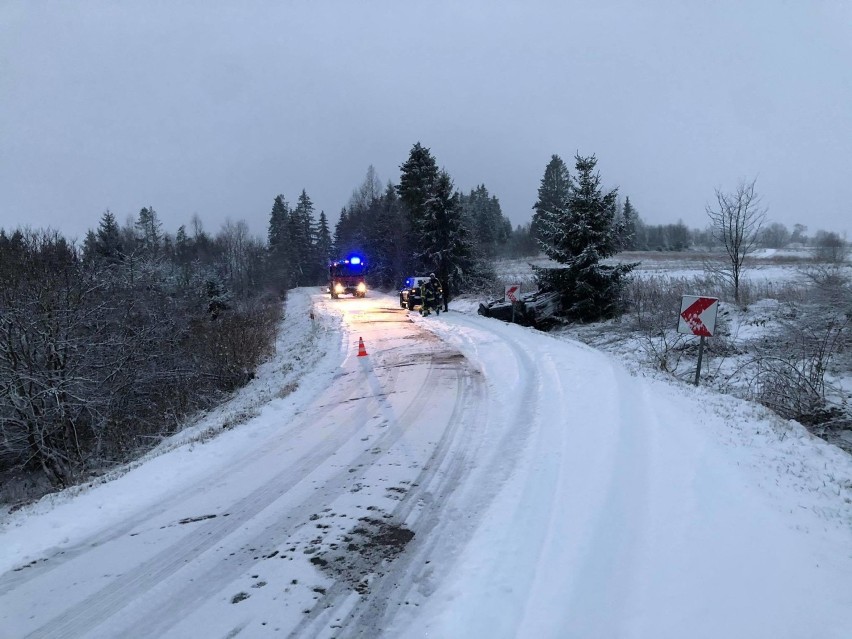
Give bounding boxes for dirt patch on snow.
[312,516,415,593]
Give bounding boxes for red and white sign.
[505,284,521,302]
[678,296,719,337]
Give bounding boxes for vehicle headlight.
[334,283,344,293]
[357,282,367,292]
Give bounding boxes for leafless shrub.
[735,278,808,307]
[799,264,852,309]
[625,274,716,330]
[729,314,849,427]
[620,275,720,372]
[0,227,284,499]
[813,231,850,264]
[190,296,282,391]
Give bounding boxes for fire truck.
[329,256,367,298]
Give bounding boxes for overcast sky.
[2,0,850,243]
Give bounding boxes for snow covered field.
[492,252,852,449]
[1,287,851,638]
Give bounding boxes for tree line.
[0,209,280,494]
[615,199,845,259]
[332,144,514,301]
[0,142,518,496]
[2,140,847,498]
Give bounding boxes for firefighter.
[421,276,436,316]
[429,273,443,315]
[420,273,442,316]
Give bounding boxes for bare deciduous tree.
[1,220,281,498]
[813,230,849,264]
[705,178,766,303]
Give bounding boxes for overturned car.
[477,289,561,328]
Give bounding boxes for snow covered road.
[1,289,851,638]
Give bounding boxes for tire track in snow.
[400,316,656,639]
[281,310,541,638]
[19,343,435,639]
[130,352,451,639]
[21,415,378,639]
[97,309,459,638]
[555,363,653,637]
[1,288,346,595]
[387,314,550,638]
[300,355,489,639]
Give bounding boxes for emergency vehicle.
[329,256,367,298]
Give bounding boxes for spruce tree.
[620,196,638,250]
[376,183,410,288]
[315,210,333,269]
[95,210,124,264]
[396,142,439,232]
[174,225,190,264]
[342,167,386,277]
[333,207,350,256]
[134,207,162,255]
[291,189,316,285]
[397,143,485,304]
[532,155,572,247]
[267,195,291,293]
[461,184,511,258]
[82,230,98,264]
[536,154,636,321]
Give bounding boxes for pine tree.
[268,196,286,248]
[377,182,410,288]
[339,167,386,275]
[333,207,349,256]
[461,185,511,258]
[536,154,636,321]
[315,211,333,270]
[134,207,162,255]
[504,223,540,258]
[532,155,572,247]
[267,195,291,293]
[397,143,484,304]
[95,210,124,264]
[174,225,190,263]
[397,142,439,232]
[290,189,316,286]
[620,196,638,250]
[82,230,98,264]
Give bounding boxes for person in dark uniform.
[421,275,436,316]
[427,273,443,315]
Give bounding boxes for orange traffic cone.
[357,337,368,357]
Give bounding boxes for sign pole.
[694,336,705,386]
[678,295,718,387]
[505,284,521,324]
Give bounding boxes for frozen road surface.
[1,289,851,638]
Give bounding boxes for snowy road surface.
[1,289,851,638]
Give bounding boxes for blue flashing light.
[349,256,362,265]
